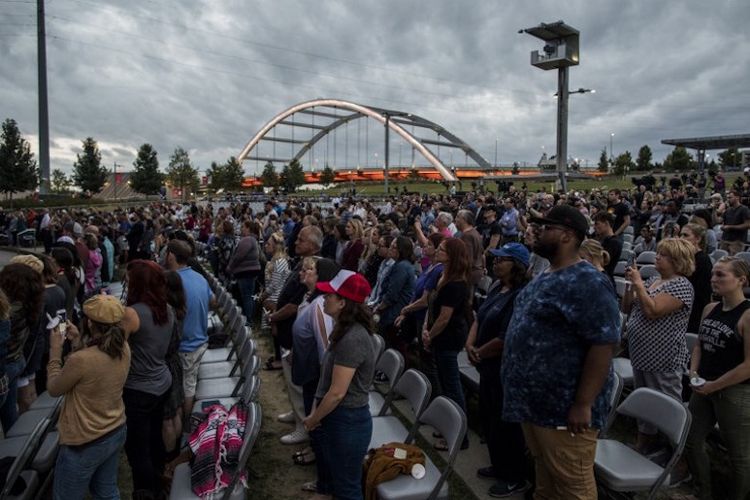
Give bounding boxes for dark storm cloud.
[1,0,748,176]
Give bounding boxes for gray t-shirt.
[125,302,173,396]
[315,322,377,408]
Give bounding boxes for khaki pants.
[720,240,745,256]
[522,423,599,500]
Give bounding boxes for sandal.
[293,452,316,466]
[293,446,313,459]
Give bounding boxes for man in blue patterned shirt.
[502,205,620,500]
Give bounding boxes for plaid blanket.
[189,402,249,499]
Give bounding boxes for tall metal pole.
[494,138,498,168]
[113,162,118,202]
[556,67,569,192]
[37,0,50,195]
[384,114,390,194]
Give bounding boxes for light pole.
[494,137,498,168]
[610,133,615,167]
[521,21,580,192]
[113,162,118,202]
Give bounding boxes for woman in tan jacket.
[47,294,134,500]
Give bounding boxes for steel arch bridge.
[238,98,493,182]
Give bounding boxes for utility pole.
[113,162,118,202]
[494,137,498,168]
[384,114,390,195]
[37,0,50,194]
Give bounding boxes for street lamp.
[494,137,499,168]
[521,20,580,192]
[610,133,615,166]
[553,87,594,97]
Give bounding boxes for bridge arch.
[238,99,493,182]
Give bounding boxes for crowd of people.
[0,170,749,499]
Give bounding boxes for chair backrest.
[636,251,656,266]
[392,370,431,439]
[239,375,261,403]
[221,402,262,500]
[230,337,255,376]
[623,234,634,245]
[624,225,634,235]
[710,249,728,262]
[602,372,623,437]
[620,248,634,263]
[414,397,467,500]
[0,418,49,499]
[613,261,627,277]
[639,264,660,280]
[614,277,628,299]
[735,252,750,265]
[375,350,406,416]
[372,334,386,363]
[617,388,690,447]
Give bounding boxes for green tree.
[50,168,71,193]
[222,156,245,191]
[0,118,38,205]
[280,158,305,193]
[260,162,278,188]
[613,151,635,177]
[636,145,652,171]
[129,143,164,195]
[72,137,108,194]
[718,148,741,169]
[166,147,199,201]
[319,165,335,185]
[206,161,225,192]
[597,148,609,173]
[664,146,692,171]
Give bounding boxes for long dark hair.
[436,238,473,323]
[0,263,44,326]
[164,270,187,321]
[309,258,340,302]
[51,247,77,286]
[126,259,169,325]
[329,298,374,345]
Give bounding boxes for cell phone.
[627,254,636,267]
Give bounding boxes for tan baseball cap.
[83,295,125,324]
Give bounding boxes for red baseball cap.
[316,270,372,303]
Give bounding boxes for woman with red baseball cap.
[303,270,377,500]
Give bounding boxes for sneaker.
[280,428,309,445]
[488,479,531,498]
[476,466,496,479]
[277,411,295,423]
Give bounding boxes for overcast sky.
[1,0,748,178]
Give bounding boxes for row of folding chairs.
[0,396,63,500]
[366,343,468,500]
[167,265,263,500]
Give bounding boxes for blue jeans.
[0,357,26,431]
[54,424,126,500]
[236,276,257,324]
[433,349,468,446]
[312,404,372,499]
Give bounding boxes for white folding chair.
[375,397,467,500]
[370,369,431,450]
[370,349,405,417]
[636,251,656,267]
[595,388,691,500]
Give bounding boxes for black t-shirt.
[601,235,623,279]
[607,202,629,233]
[275,260,309,349]
[481,221,502,249]
[722,204,750,242]
[698,301,750,382]
[428,280,470,351]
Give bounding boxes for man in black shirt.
[593,212,622,281]
[720,190,750,255]
[606,189,631,241]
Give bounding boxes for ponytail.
[88,321,127,359]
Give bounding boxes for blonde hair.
[579,239,610,270]
[268,232,288,260]
[347,218,365,241]
[656,238,696,277]
[682,222,707,252]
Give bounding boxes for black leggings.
[123,387,167,496]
